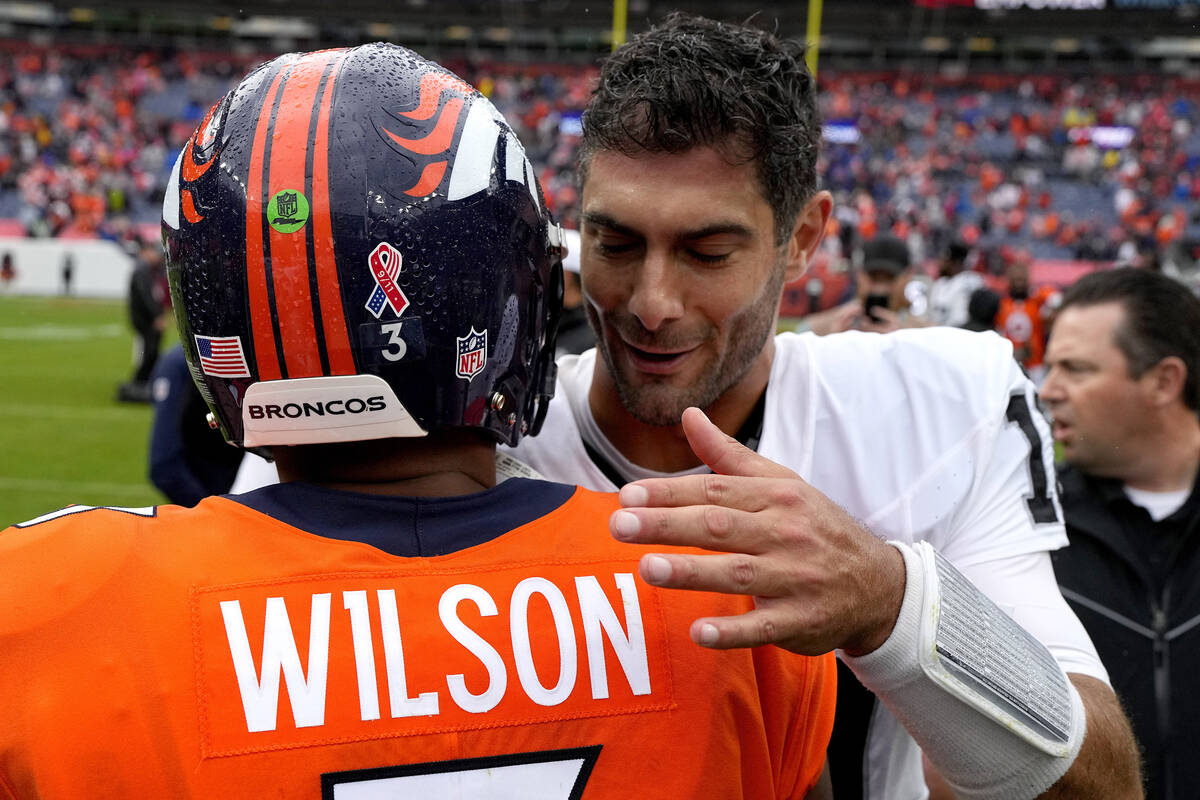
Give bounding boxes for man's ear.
[785,190,834,284]
[1145,355,1188,408]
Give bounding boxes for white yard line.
[0,403,147,421]
[0,476,153,497]
[0,324,124,340]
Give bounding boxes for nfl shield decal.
[456,327,488,381]
[365,242,409,319]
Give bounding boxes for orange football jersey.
[997,286,1058,369]
[0,481,834,799]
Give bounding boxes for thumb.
[680,406,798,480]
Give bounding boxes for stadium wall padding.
[0,238,134,298]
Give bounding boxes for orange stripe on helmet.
[383,96,464,155]
[181,189,203,223]
[245,68,288,382]
[405,160,448,198]
[310,50,356,375]
[399,71,474,121]
[266,50,337,378]
[181,103,219,183]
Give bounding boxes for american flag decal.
[194,334,251,378]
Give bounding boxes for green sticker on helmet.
[268,190,309,233]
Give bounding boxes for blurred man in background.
[794,235,914,335]
[961,286,1002,334]
[0,251,15,292]
[1045,267,1200,800]
[927,239,984,327]
[116,237,166,403]
[854,234,914,333]
[996,255,1060,383]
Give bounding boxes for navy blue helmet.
[162,43,563,448]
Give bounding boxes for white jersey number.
[321,746,601,800]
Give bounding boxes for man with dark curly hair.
[507,13,1142,800]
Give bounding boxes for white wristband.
[841,541,1086,800]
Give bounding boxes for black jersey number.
[321,746,601,800]
[1005,393,1060,525]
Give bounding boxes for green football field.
[0,295,174,526]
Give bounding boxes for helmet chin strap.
[526,230,566,441]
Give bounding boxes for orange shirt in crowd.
[997,285,1059,368]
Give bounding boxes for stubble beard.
[588,265,786,427]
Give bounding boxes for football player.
[0,44,836,799]
[503,13,1142,800]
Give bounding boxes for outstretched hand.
[609,407,906,656]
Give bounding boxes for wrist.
[842,540,908,657]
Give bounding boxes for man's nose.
[626,248,684,332]
[1039,369,1065,406]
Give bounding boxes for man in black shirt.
[1043,267,1200,800]
[117,239,167,403]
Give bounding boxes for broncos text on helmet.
[162,43,564,449]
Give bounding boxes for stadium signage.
[975,0,1105,8]
[1068,125,1136,149]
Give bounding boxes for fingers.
[612,502,767,554]
[687,610,798,650]
[635,551,797,599]
[618,470,799,514]
[680,406,799,481]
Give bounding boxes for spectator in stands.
[927,239,983,326]
[116,239,166,403]
[3,43,1198,291]
[147,345,242,506]
[1044,267,1200,800]
[796,235,917,335]
[995,255,1061,383]
[855,234,915,332]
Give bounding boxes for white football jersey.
[927,271,985,327]
[507,329,1106,800]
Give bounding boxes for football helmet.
[162,43,563,448]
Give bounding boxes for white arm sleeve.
[959,550,1110,685]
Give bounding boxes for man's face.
[1041,302,1154,477]
[1008,262,1030,298]
[863,270,898,298]
[579,147,799,425]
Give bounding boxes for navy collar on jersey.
[226,478,576,558]
[582,391,767,489]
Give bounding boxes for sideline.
[0,323,124,340]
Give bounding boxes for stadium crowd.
[1,43,1198,282]
[819,72,1200,277]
